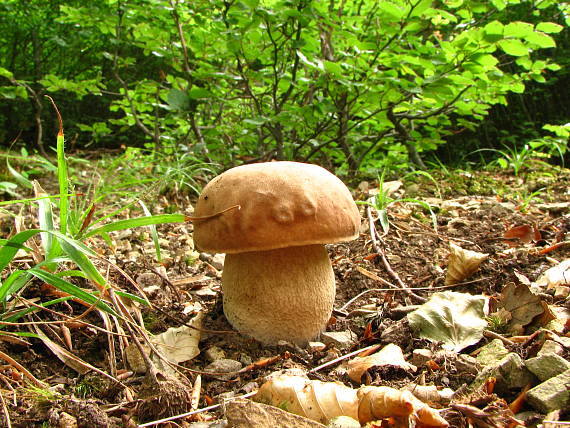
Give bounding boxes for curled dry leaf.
[445,242,488,285]
[347,343,416,383]
[535,259,570,289]
[254,374,448,427]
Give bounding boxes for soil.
[1,163,569,427]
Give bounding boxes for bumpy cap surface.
[193,161,360,254]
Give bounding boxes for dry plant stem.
[0,390,11,428]
[0,350,46,388]
[136,391,258,428]
[483,329,515,346]
[309,344,379,373]
[108,289,158,382]
[367,207,426,303]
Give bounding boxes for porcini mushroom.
[192,161,360,344]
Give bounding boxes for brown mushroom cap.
[193,161,360,253]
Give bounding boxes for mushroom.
[192,161,361,344]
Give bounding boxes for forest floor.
[1,160,569,427]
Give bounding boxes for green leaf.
[490,0,507,11]
[167,89,190,111]
[483,21,504,41]
[498,39,528,56]
[407,291,488,352]
[535,22,564,34]
[188,87,212,100]
[324,61,343,77]
[504,21,534,38]
[0,67,14,79]
[525,32,556,49]
[378,2,404,20]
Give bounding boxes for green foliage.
[359,169,438,234]
[0,105,187,330]
[0,0,568,171]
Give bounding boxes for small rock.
[320,331,357,349]
[327,415,361,428]
[538,340,564,357]
[204,359,242,381]
[136,272,162,289]
[412,349,434,367]
[308,342,326,352]
[200,252,226,270]
[225,399,326,428]
[469,353,536,394]
[525,353,570,382]
[454,354,481,375]
[239,353,253,367]
[476,339,510,366]
[526,368,570,413]
[204,346,226,362]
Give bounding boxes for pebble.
[204,359,242,381]
[525,352,570,382]
[527,368,570,413]
[320,331,357,349]
[204,346,226,362]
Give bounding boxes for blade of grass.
[139,201,161,262]
[28,267,116,316]
[0,229,42,273]
[84,213,186,238]
[46,96,69,235]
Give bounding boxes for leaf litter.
[1,169,569,427]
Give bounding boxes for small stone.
[204,359,242,381]
[199,252,226,270]
[538,340,564,357]
[320,331,357,349]
[137,272,162,288]
[476,339,510,366]
[525,353,570,382]
[327,416,361,428]
[412,349,434,367]
[204,346,226,362]
[454,354,481,375]
[526,368,570,413]
[469,353,536,394]
[239,353,253,366]
[308,342,326,352]
[211,253,226,270]
[226,399,326,428]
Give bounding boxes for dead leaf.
[255,374,448,427]
[445,243,488,285]
[497,282,544,333]
[535,259,570,289]
[503,224,541,246]
[152,311,204,364]
[347,343,416,383]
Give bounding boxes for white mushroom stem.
[221,244,336,344]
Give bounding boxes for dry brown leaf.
[347,343,416,383]
[497,282,544,333]
[445,243,488,285]
[255,374,448,427]
[503,224,541,245]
